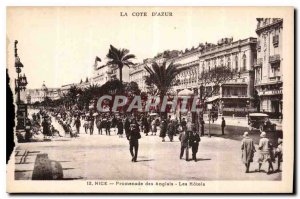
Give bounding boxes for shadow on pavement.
[196,158,211,161]
[136,159,155,162]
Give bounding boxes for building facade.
[169,37,257,115]
[198,37,257,114]
[254,18,283,118]
[24,83,62,104]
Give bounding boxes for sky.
[7,7,259,89]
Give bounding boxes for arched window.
[220,58,224,66]
[235,55,238,72]
[242,54,247,72]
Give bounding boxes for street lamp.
[14,40,29,130]
[14,41,28,104]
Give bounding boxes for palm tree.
[144,61,182,98]
[106,45,136,83]
[144,61,182,117]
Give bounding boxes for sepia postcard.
[6,6,294,193]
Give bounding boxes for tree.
[144,61,183,117]
[199,65,234,102]
[106,45,136,83]
[124,81,141,96]
[79,84,101,110]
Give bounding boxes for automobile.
[248,113,276,131]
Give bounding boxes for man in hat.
[159,120,167,142]
[127,121,141,162]
[189,126,201,162]
[241,132,256,173]
[221,117,226,135]
[73,116,81,135]
[179,125,190,161]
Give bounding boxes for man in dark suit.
[127,121,141,162]
[189,129,201,162]
[221,117,226,135]
[179,126,190,161]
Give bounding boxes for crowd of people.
[19,107,282,174]
[241,131,283,174]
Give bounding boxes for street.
[14,115,282,181]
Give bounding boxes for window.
[227,57,231,68]
[235,55,238,71]
[242,54,247,72]
[220,58,224,66]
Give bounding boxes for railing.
[258,89,282,95]
[269,76,281,82]
[269,54,280,64]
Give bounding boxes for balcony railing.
[269,76,281,82]
[273,35,279,47]
[269,54,280,64]
[258,89,282,96]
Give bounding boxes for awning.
[178,89,194,96]
[205,96,220,103]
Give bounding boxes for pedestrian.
[25,118,32,142]
[143,117,150,136]
[89,115,95,135]
[106,119,111,136]
[241,132,256,173]
[117,118,124,138]
[127,123,141,162]
[189,127,201,162]
[257,132,274,174]
[221,117,226,135]
[73,116,81,135]
[178,125,190,161]
[42,116,51,138]
[200,119,205,137]
[181,118,187,129]
[124,117,131,137]
[159,120,167,142]
[167,120,175,142]
[96,117,102,135]
[151,118,157,136]
[275,138,283,172]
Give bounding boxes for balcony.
[254,58,263,68]
[269,76,281,82]
[273,35,279,47]
[258,89,282,96]
[269,54,280,65]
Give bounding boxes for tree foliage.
[144,61,182,97]
[200,65,234,101]
[106,45,136,82]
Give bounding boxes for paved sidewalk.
[14,133,281,181]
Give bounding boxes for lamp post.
[14,40,28,104]
[14,40,28,130]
